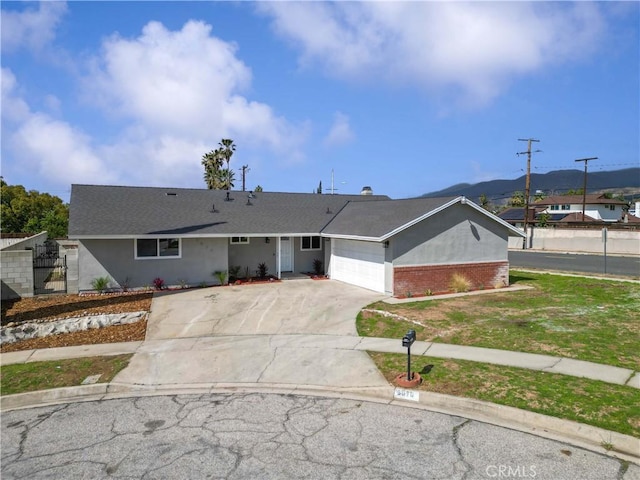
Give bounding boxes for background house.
[533,194,628,222]
[69,185,524,296]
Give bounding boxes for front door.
[280,237,292,272]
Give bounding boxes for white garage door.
[331,239,385,293]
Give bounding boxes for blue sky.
[2,1,638,203]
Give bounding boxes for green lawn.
[0,355,132,396]
[370,352,640,438]
[358,271,640,370]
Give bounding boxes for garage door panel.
[331,239,385,293]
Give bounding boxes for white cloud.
[1,1,68,53]
[323,112,354,147]
[3,19,310,194]
[260,2,604,106]
[12,113,116,186]
[1,68,30,122]
[86,20,306,152]
[2,68,114,186]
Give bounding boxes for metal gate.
[33,243,67,295]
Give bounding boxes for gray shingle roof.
[321,197,459,239]
[68,185,390,237]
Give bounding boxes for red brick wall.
[393,262,509,297]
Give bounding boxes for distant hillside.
[421,168,640,203]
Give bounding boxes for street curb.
[2,382,638,465]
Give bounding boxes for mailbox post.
[402,329,416,381]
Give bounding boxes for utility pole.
[240,165,250,192]
[574,157,598,222]
[517,138,540,249]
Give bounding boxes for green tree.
[202,139,237,190]
[201,149,224,189]
[537,212,551,227]
[317,181,322,194]
[508,191,525,207]
[220,168,236,191]
[0,180,68,238]
[218,139,236,191]
[254,185,263,192]
[478,193,491,211]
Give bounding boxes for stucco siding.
[229,237,277,278]
[78,238,228,291]
[295,237,325,274]
[393,204,507,266]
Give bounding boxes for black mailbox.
[402,329,416,348]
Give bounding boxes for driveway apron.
[114,279,390,389]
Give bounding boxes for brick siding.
[393,261,509,297]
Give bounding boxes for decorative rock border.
[0,312,148,345]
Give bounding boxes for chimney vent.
[360,186,373,195]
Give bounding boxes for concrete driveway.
[113,278,390,390]
[145,277,384,340]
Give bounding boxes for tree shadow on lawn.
[509,273,537,285]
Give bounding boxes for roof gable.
[322,196,525,240]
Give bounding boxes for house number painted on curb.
[394,388,420,402]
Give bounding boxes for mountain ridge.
[420,168,640,203]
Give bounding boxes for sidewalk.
[3,335,637,389]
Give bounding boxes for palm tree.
[219,168,236,190]
[201,149,224,189]
[218,139,236,191]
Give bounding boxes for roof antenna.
[211,203,216,213]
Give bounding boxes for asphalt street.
[2,393,637,480]
[509,250,640,277]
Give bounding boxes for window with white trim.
[301,236,321,251]
[230,236,249,244]
[135,238,180,259]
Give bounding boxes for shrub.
[213,270,228,286]
[257,262,268,279]
[91,276,110,293]
[449,273,471,293]
[313,258,323,275]
[120,276,131,292]
[229,265,241,282]
[152,277,165,290]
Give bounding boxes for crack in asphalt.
[451,419,473,480]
